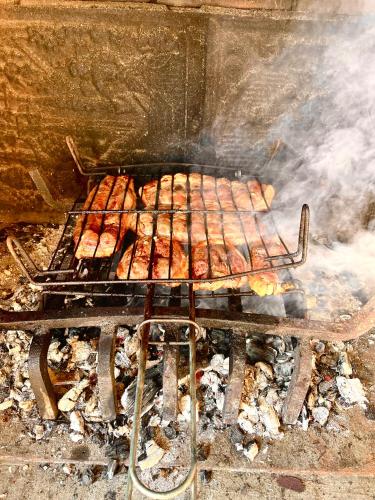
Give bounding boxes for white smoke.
[271,16,375,298]
[208,11,375,305]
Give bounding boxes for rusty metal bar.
[2,294,375,341]
[7,205,309,285]
[163,337,179,422]
[282,339,313,424]
[28,328,58,420]
[29,168,66,211]
[97,324,117,421]
[223,333,247,425]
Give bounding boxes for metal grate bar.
[8,169,309,288]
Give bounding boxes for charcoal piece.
[200,470,213,484]
[121,365,162,416]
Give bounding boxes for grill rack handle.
[127,317,200,499]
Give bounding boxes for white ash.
[312,406,330,426]
[336,377,368,406]
[57,379,90,412]
[0,321,371,471]
[138,440,165,470]
[243,442,259,462]
[70,410,85,435]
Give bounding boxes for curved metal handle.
[29,168,66,211]
[265,203,310,263]
[6,236,40,284]
[127,317,200,499]
[7,236,75,284]
[66,136,105,176]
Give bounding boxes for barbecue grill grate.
[7,164,309,289]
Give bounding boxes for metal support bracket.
[28,328,58,420]
[281,339,313,424]
[97,324,117,421]
[223,333,247,425]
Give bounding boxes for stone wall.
[0,0,366,222]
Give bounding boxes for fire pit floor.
[1,224,375,499]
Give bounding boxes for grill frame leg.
[163,341,179,422]
[97,324,117,421]
[223,333,247,425]
[281,338,312,424]
[28,328,58,420]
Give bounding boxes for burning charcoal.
[258,398,281,436]
[163,425,177,440]
[216,391,225,412]
[57,378,90,412]
[123,333,139,359]
[255,370,269,391]
[79,469,94,486]
[307,389,317,410]
[264,388,279,407]
[208,329,224,344]
[200,470,213,485]
[337,352,352,376]
[200,370,220,389]
[107,460,117,480]
[243,441,259,462]
[298,405,309,431]
[149,415,161,427]
[247,337,277,364]
[274,362,293,381]
[138,440,165,470]
[330,341,346,352]
[312,406,329,426]
[275,353,292,363]
[70,432,84,443]
[229,425,244,445]
[9,388,23,402]
[121,366,162,416]
[84,393,101,420]
[266,336,286,354]
[197,442,211,461]
[115,351,131,370]
[336,377,368,405]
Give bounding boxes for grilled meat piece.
[74,175,136,259]
[117,237,188,285]
[248,245,284,297]
[192,241,248,291]
[231,179,275,211]
[140,173,188,209]
[246,217,285,296]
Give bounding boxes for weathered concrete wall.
[0,1,365,222]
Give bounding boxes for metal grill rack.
[7,166,309,289]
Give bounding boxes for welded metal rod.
[2,295,375,342]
